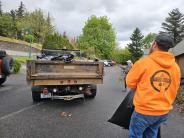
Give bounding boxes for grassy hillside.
[0,36,42,50]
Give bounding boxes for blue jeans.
[129,111,169,138]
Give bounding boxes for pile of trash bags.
[37,53,74,63]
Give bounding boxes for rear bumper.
[51,94,84,100]
[32,85,95,100]
[40,93,84,100]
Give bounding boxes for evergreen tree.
[63,31,67,38]
[46,12,53,34]
[16,1,25,18]
[10,10,17,38]
[46,13,51,25]
[128,28,144,62]
[162,8,184,45]
[0,1,2,16]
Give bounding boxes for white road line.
[0,103,43,121]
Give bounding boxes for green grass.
[0,36,42,50]
[13,56,35,63]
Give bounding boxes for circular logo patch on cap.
[150,70,171,92]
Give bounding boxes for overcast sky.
[1,0,184,47]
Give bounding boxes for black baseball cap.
[155,33,174,49]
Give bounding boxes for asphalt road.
[0,66,184,138]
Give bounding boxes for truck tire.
[0,76,7,85]
[31,86,42,102]
[2,57,14,75]
[90,88,97,98]
[0,50,6,58]
[32,91,41,102]
[84,84,97,98]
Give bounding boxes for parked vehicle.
[27,49,104,102]
[111,60,116,65]
[103,60,113,67]
[0,50,13,85]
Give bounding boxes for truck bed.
[27,60,104,85]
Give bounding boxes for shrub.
[176,88,184,104]
[176,88,184,113]
[13,59,21,73]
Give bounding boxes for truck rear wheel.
[84,84,97,98]
[89,89,97,98]
[32,86,42,102]
[32,91,41,102]
[0,76,7,85]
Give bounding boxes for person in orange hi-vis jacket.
[126,33,181,138]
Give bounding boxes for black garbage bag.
[108,89,161,138]
[108,89,135,129]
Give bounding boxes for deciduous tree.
[78,15,116,59]
[143,33,156,49]
[111,47,131,64]
[0,14,13,37]
[43,33,73,49]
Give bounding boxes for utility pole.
[24,28,33,58]
[29,36,32,58]
[28,28,33,58]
